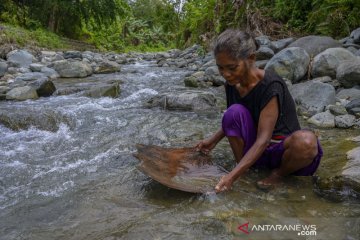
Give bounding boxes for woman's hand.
[195,138,217,155]
[215,174,234,193]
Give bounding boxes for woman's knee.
[286,130,318,158]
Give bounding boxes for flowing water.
[0,61,359,240]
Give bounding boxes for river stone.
[204,66,225,86]
[255,35,271,46]
[288,35,341,57]
[336,87,360,101]
[336,60,360,88]
[342,147,360,192]
[53,60,93,78]
[184,71,207,88]
[265,47,310,83]
[345,99,360,113]
[270,38,294,53]
[0,61,8,77]
[307,110,335,128]
[255,46,274,60]
[29,63,45,72]
[327,105,348,116]
[83,83,120,98]
[30,79,56,97]
[335,114,355,128]
[14,72,48,82]
[146,91,217,111]
[290,80,336,116]
[255,60,268,69]
[311,48,355,79]
[350,27,360,44]
[6,86,38,101]
[64,51,82,59]
[41,67,59,79]
[93,60,121,74]
[7,50,34,68]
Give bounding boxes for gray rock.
[265,47,310,83]
[328,105,348,116]
[0,86,9,94]
[255,46,274,60]
[14,72,48,82]
[336,87,360,101]
[6,86,38,100]
[336,60,360,88]
[290,80,336,116]
[255,60,269,69]
[30,79,56,97]
[199,59,216,71]
[204,66,225,86]
[41,67,59,79]
[270,38,294,53]
[349,107,360,117]
[345,99,360,112]
[7,50,34,68]
[184,71,207,88]
[311,48,355,79]
[255,35,271,46]
[64,51,82,59]
[350,27,360,44]
[53,60,93,78]
[82,51,95,61]
[288,35,341,56]
[93,60,121,74]
[0,62,8,77]
[307,110,335,128]
[29,63,44,72]
[342,147,360,190]
[335,114,356,128]
[83,83,120,98]
[146,91,217,111]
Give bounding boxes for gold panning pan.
[134,144,228,193]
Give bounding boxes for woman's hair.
[214,29,258,60]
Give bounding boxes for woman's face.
[215,51,250,86]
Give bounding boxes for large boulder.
[145,91,217,111]
[290,80,336,116]
[336,59,360,88]
[288,35,341,56]
[265,47,310,83]
[7,50,34,68]
[311,48,356,79]
[30,79,56,97]
[53,60,93,78]
[6,86,38,101]
[307,110,335,128]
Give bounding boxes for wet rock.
[288,35,341,56]
[83,83,120,98]
[307,110,335,128]
[350,27,360,44]
[6,86,38,101]
[265,47,310,83]
[270,38,294,53]
[311,48,356,79]
[336,59,360,88]
[335,114,355,128]
[255,46,274,60]
[290,80,336,116]
[0,61,7,77]
[53,60,93,78]
[204,66,225,86]
[336,87,360,101]
[7,50,34,68]
[184,71,208,88]
[93,60,121,74]
[146,91,217,111]
[30,79,56,97]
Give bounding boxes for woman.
[196,29,323,192]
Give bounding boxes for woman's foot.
[256,169,284,190]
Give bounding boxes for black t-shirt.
[225,70,300,136]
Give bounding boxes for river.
[0,61,359,239]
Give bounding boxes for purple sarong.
[222,104,322,176]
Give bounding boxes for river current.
[0,61,359,239]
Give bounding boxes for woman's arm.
[215,96,279,192]
[196,127,225,154]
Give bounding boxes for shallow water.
[0,61,359,240]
